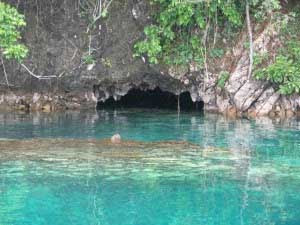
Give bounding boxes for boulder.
[111,134,121,144]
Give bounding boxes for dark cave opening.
[96,87,204,111]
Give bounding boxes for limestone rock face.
[233,81,266,112]
[214,22,300,117]
[254,88,280,116]
[226,56,249,95]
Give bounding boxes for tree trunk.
[246,0,254,80]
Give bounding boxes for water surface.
[0,110,299,225]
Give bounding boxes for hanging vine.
[78,0,114,67]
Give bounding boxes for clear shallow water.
[0,110,300,225]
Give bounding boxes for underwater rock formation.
[111,134,121,144]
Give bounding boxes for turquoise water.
[0,110,300,225]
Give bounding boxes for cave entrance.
[96,87,204,111]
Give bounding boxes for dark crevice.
[96,87,204,111]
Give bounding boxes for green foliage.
[134,0,244,66]
[255,42,300,95]
[0,2,28,61]
[134,25,162,64]
[250,0,281,20]
[134,0,281,68]
[82,54,96,65]
[217,71,230,89]
[253,52,269,68]
[255,5,300,95]
[209,48,224,59]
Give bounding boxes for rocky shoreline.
[0,90,299,119]
[0,91,97,112]
[1,0,300,118]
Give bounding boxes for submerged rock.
[111,134,121,144]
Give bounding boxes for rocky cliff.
[0,0,299,117]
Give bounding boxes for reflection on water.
[0,110,300,225]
